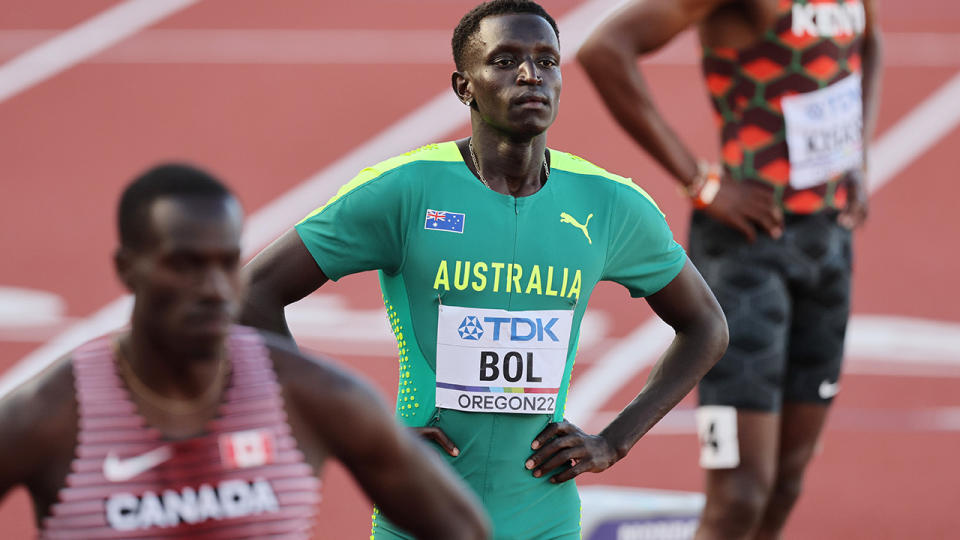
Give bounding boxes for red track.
[1,1,958,538]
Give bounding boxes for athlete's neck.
[465,125,549,197]
[121,327,226,401]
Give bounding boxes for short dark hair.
[452,0,559,71]
[118,163,232,250]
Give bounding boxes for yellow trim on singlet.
[299,142,464,223]
[549,150,663,214]
[300,143,665,223]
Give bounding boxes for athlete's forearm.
[599,315,727,458]
[598,262,727,458]
[860,23,883,163]
[578,39,700,187]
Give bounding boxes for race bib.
[435,304,572,415]
[782,73,863,189]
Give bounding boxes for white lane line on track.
[1,30,957,66]
[564,68,960,425]
[0,0,627,399]
[867,70,960,191]
[0,0,198,103]
[587,406,960,435]
[846,315,960,365]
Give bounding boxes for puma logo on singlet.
[560,212,593,244]
[103,446,174,482]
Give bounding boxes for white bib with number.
[782,73,863,189]
[435,304,572,415]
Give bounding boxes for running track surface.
[1,1,958,538]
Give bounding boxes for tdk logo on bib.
[437,305,573,415]
[458,316,484,340]
[458,315,560,342]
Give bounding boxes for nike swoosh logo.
[103,446,173,482]
[818,380,840,399]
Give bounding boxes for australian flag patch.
[424,209,465,233]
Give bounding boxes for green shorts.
[372,409,582,539]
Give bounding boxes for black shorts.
[690,210,852,412]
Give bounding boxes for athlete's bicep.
[646,260,725,334]
[241,229,327,334]
[244,229,328,307]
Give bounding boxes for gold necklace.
[468,139,549,190]
[114,338,231,416]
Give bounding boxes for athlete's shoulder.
[550,149,631,183]
[0,353,74,410]
[343,141,463,187]
[549,149,664,214]
[300,142,461,222]
[370,141,463,173]
[0,353,77,465]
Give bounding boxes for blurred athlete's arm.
[0,359,77,515]
[840,0,883,230]
[0,385,43,499]
[526,261,727,482]
[241,229,328,339]
[270,342,490,540]
[577,0,781,241]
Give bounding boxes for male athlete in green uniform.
[241,1,728,538]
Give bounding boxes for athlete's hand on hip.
[412,426,460,457]
[838,171,869,230]
[704,177,783,243]
[525,420,617,483]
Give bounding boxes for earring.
[463,97,474,106]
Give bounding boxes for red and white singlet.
[41,327,321,539]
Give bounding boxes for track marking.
[0,0,198,103]
[0,0,626,398]
[588,405,960,435]
[846,315,960,365]
[867,70,960,191]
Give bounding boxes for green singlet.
[295,142,687,539]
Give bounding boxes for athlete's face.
[455,13,561,138]
[118,196,243,354]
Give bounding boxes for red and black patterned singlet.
[41,326,321,539]
[702,0,865,213]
